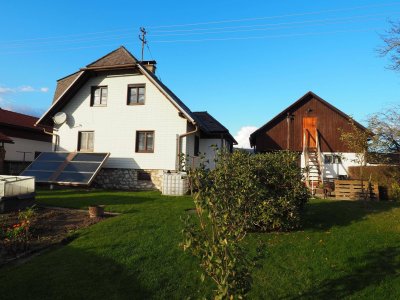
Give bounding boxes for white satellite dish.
[53,112,67,125]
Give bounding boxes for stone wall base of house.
[93,168,163,191]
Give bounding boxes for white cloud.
[0,87,14,94]
[234,126,258,149]
[19,85,35,92]
[0,85,49,94]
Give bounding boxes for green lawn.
[1,190,400,299]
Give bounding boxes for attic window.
[91,86,108,106]
[127,84,145,105]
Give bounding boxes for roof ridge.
[86,46,138,67]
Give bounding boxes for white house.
[36,46,236,190]
[0,108,52,174]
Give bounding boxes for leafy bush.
[181,150,309,299]
[249,151,310,231]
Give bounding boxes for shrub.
[181,150,309,299]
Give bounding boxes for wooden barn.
[250,91,368,186]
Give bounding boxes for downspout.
[36,125,59,152]
[177,125,199,171]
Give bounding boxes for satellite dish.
[53,112,67,125]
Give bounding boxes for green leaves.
[181,150,309,299]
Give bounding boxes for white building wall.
[55,72,188,170]
[199,138,223,169]
[300,152,361,179]
[4,137,52,162]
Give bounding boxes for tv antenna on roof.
[139,27,147,62]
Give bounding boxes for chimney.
[142,60,157,74]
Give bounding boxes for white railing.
[303,131,309,185]
[315,130,324,183]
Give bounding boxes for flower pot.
[88,205,104,218]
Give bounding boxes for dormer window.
[127,84,145,105]
[91,86,107,106]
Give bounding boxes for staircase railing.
[315,129,324,183]
[303,131,309,186]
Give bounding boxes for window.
[127,84,145,105]
[194,136,200,156]
[91,86,108,106]
[136,131,154,153]
[78,131,94,152]
[324,154,341,164]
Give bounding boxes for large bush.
[181,150,309,299]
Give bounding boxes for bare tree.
[368,105,400,154]
[379,21,400,71]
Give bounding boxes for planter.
[88,205,104,218]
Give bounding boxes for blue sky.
[1,0,400,147]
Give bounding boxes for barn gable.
[250,91,367,153]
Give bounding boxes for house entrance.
[302,117,317,148]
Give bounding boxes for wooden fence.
[334,180,380,200]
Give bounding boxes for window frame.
[78,131,95,152]
[324,154,342,164]
[135,131,155,153]
[127,84,146,105]
[90,86,108,107]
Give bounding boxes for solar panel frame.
[20,152,110,185]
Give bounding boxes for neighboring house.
[250,91,368,186]
[0,108,52,174]
[36,46,237,190]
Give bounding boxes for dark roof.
[193,111,238,144]
[0,108,42,130]
[86,46,137,68]
[250,91,368,143]
[53,71,82,103]
[0,131,14,143]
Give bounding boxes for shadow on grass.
[295,246,400,299]
[302,200,400,231]
[0,244,153,299]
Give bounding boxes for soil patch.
[0,206,114,267]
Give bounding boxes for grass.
[1,189,400,299]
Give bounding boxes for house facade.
[0,109,52,174]
[250,91,368,186]
[36,46,236,190]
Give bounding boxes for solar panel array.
[21,152,109,185]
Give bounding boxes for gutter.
[177,126,199,170]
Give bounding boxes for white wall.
[301,152,361,179]
[4,137,52,161]
[199,138,223,169]
[55,72,189,170]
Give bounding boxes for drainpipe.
[177,125,198,171]
[36,125,59,152]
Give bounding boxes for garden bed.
[0,206,112,267]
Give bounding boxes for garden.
[0,151,399,299]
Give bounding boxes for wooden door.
[303,117,317,148]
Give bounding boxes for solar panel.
[20,152,109,185]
